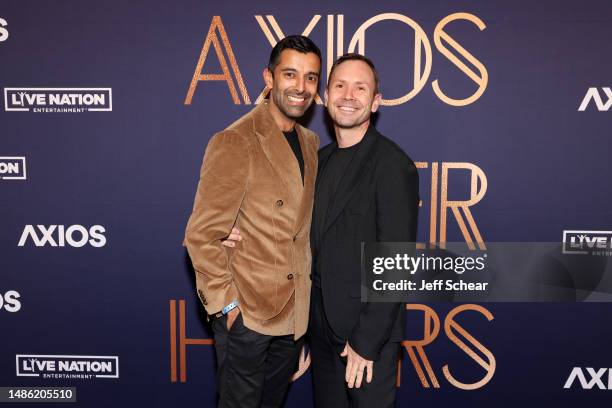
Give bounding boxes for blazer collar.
[252,101,314,235]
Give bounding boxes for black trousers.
[212,313,302,408]
[309,287,400,408]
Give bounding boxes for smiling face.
[325,59,381,130]
[264,49,320,125]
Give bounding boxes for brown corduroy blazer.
[184,102,318,339]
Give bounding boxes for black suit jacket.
[311,125,419,361]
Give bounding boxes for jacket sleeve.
[184,130,249,315]
[349,154,419,361]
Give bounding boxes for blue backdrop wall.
[2,0,612,406]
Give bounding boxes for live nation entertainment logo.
[563,230,612,256]
[0,157,26,180]
[3,88,112,113]
[16,355,119,380]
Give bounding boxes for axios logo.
[0,157,26,180]
[564,367,612,390]
[0,18,8,42]
[186,13,487,107]
[563,230,612,255]
[18,225,107,248]
[578,87,612,111]
[4,88,112,113]
[0,290,21,312]
[16,355,119,380]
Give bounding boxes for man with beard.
[309,53,419,407]
[224,53,419,406]
[184,35,321,408]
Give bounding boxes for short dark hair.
[327,53,380,95]
[267,35,322,73]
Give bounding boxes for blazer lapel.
[315,142,336,194]
[292,124,316,236]
[321,125,379,237]
[252,102,304,211]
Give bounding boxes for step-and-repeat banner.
[2,0,611,406]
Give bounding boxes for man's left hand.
[341,342,373,388]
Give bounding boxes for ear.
[324,89,329,107]
[263,68,274,90]
[370,93,382,113]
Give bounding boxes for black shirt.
[283,129,304,184]
[312,141,361,287]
